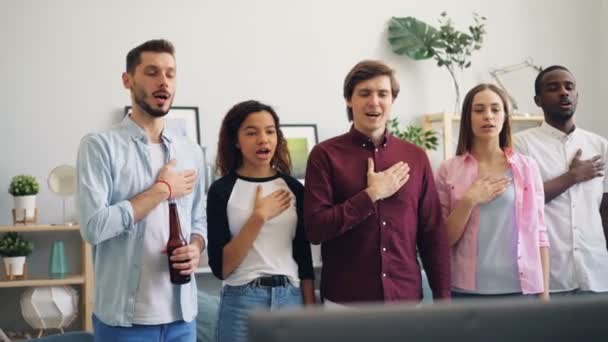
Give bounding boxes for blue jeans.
[92,315,195,342]
[215,281,303,342]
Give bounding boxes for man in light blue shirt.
[77,39,206,341]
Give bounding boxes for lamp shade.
[20,286,78,329]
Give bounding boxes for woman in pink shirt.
[435,84,550,300]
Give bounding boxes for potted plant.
[9,174,40,223]
[388,12,486,113]
[388,118,439,151]
[0,231,34,277]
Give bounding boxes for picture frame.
[280,124,319,183]
[124,106,201,144]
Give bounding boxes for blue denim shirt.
[76,116,207,326]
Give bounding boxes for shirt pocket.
[516,182,535,230]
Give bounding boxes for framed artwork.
[280,124,319,183]
[124,106,201,144]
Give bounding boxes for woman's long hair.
[455,83,512,155]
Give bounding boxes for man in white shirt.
[515,65,608,294]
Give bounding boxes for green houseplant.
[8,175,40,223]
[0,231,34,277]
[9,175,39,196]
[388,118,439,151]
[388,12,486,112]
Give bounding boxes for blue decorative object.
[49,241,67,279]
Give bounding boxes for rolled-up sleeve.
[77,134,135,245]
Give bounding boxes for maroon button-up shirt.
[304,127,450,303]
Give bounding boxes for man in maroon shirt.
[303,60,450,304]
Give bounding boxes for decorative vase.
[13,195,37,222]
[3,256,27,276]
[49,241,67,279]
[447,67,464,114]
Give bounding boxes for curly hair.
[215,100,291,176]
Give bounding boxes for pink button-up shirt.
[435,149,549,294]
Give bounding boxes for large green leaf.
[387,17,440,60]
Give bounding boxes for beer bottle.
[167,202,191,284]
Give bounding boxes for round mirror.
[48,165,76,196]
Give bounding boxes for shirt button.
[382,221,387,226]
[362,143,366,147]
[519,272,524,276]
[382,247,387,252]
[374,148,379,152]
[382,273,387,278]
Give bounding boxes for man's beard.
[548,107,575,122]
[134,89,171,118]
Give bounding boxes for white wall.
[591,1,608,132]
[2,0,606,225]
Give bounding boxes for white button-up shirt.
[515,122,608,292]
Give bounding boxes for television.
[249,296,608,341]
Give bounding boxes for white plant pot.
[14,195,37,221]
[4,256,26,276]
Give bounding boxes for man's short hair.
[534,65,571,96]
[126,39,175,74]
[343,60,400,121]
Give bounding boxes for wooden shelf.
[0,224,80,233]
[424,112,543,123]
[0,275,85,288]
[423,112,544,159]
[0,223,93,332]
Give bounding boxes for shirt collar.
[461,148,515,165]
[347,125,391,148]
[539,121,577,141]
[121,115,175,144]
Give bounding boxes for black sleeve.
[206,174,237,280]
[283,175,315,280]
